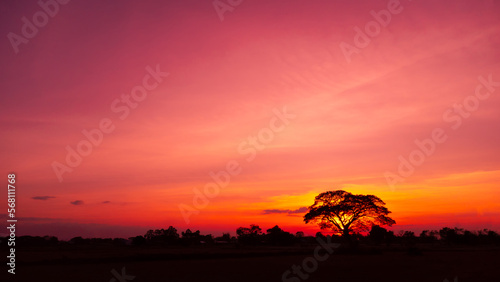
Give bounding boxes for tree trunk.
[342,229,357,250]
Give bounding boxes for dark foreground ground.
[3,244,499,282]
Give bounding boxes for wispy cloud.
[70,200,84,206]
[263,207,308,215]
[0,214,62,223]
[32,196,56,200]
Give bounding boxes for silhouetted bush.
[16,236,59,246]
[419,230,438,244]
[265,225,295,246]
[113,238,127,246]
[315,232,326,239]
[368,225,389,245]
[12,225,499,248]
[129,235,146,246]
[215,233,231,243]
[69,236,87,245]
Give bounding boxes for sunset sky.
[1,0,500,239]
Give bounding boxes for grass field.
[5,244,499,282]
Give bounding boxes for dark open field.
[5,244,500,282]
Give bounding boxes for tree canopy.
[304,190,396,237]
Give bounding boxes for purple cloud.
[263,207,308,215]
[32,196,56,200]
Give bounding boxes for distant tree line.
[1,225,499,247]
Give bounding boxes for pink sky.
[1,0,500,239]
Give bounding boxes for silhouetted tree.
[439,227,462,244]
[400,231,417,246]
[144,229,155,241]
[144,226,179,244]
[182,229,200,238]
[181,229,202,246]
[129,235,146,246]
[304,190,396,241]
[479,229,500,244]
[238,224,262,235]
[368,225,388,245]
[236,224,262,245]
[200,234,214,244]
[69,236,86,245]
[462,230,476,245]
[315,232,325,239]
[265,225,295,246]
[419,230,438,243]
[17,236,59,246]
[43,236,59,245]
[215,233,231,243]
[386,230,396,246]
[399,230,420,255]
[112,238,127,246]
